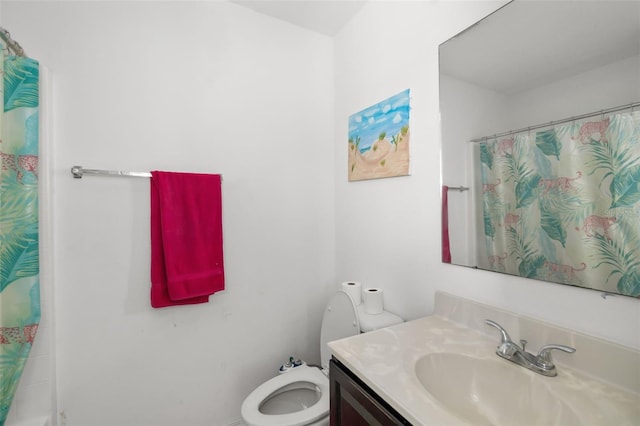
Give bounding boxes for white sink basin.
[415,353,581,425]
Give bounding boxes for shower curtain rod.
[469,101,640,143]
[0,27,27,57]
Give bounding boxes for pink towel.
[150,171,224,308]
[441,185,452,264]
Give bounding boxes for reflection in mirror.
[439,1,640,297]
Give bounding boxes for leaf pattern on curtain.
[0,50,41,424]
[480,112,640,297]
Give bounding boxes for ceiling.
[440,1,640,95]
[231,0,367,37]
[232,1,640,93]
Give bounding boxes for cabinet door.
[330,358,410,426]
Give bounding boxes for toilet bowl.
[241,365,330,426]
[240,290,403,426]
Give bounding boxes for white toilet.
[240,290,403,426]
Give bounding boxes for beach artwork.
[348,89,410,181]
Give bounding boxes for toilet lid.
[320,290,360,370]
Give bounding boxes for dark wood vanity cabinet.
[330,357,411,426]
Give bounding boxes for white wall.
[440,75,510,265]
[508,54,640,128]
[334,0,639,350]
[3,0,640,425]
[4,2,334,425]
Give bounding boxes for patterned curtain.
[0,44,40,423]
[479,111,640,298]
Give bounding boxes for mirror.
[439,1,640,297]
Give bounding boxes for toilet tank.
[356,305,404,332]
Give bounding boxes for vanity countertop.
[328,294,640,425]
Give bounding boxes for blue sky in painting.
[348,89,410,153]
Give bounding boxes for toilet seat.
[241,291,360,426]
[240,365,329,426]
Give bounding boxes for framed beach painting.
[348,89,411,181]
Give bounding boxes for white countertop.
[329,294,640,425]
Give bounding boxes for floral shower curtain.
[0,43,40,423]
[479,111,640,298]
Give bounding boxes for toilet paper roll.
[363,288,384,315]
[341,281,362,305]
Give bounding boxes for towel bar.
[71,166,151,179]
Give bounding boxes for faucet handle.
[536,344,576,369]
[485,319,520,357]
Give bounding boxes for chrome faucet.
[485,319,575,377]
